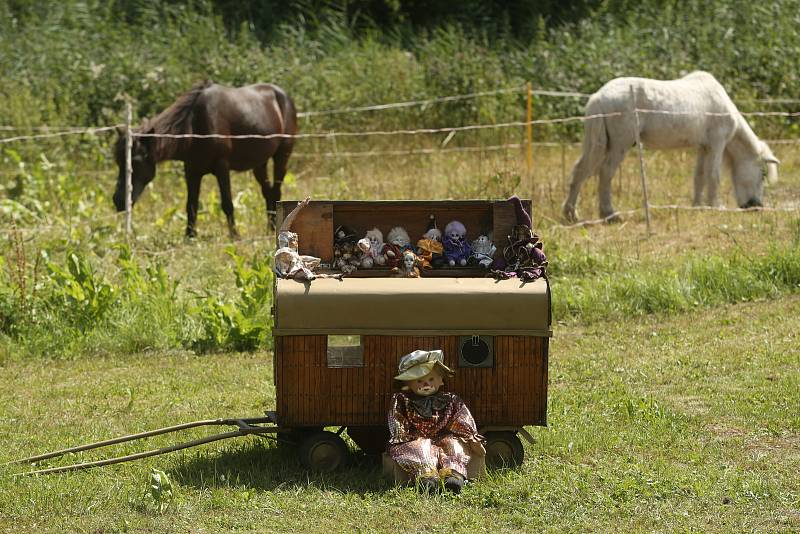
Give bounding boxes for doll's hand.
[386,250,396,258]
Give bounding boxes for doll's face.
[366,228,383,249]
[423,228,442,242]
[388,227,410,247]
[448,228,463,242]
[407,370,444,396]
[278,231,298,250]
[403,252,416,270]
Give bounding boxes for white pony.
[562,71,779,222]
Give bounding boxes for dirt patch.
[707,423,800,460]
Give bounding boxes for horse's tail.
[271,85,298,136]
[579,106,609,175]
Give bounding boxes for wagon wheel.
[299,431,350,472]
[484,431,524,469]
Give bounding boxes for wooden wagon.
[273,199,552,471]
[10,198,550,477]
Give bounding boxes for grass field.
[1,136,800,532]
[0,295,798,532]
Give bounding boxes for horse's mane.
[145,80,213,160]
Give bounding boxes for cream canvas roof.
[274,277,551,336]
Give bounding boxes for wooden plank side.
[279,201,334,262]
[497,335,510,424]
[301,335,309,425]
[317,334,327,422]
[539,337,549,425]
[515,336,528,424]
[285,336,300,426]
[275,336,285,423]
[518,336,532,423]
[492,199,533,247]
[378,336,392,425]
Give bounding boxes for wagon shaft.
[11,416,278,477]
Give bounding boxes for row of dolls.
[332,216,496,277]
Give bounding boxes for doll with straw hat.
[387,349,485,494]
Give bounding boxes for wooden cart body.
[273,199,551,459]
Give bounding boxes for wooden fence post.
[630,85,652,236]
[125,101,133,237]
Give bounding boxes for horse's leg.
[704,144,725,206]
[598,145,626,221]
[253,163,273,229]
[562,151,597,223]
[184,167,203,239]
[214,166,240,240]
[692,146,707,206]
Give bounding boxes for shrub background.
[1,0,799,137]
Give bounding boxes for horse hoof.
[562,203,578,223]
[185,228,197,239]
[602,212,623,223]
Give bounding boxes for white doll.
[469,234,496,268]
[360,228,387,268]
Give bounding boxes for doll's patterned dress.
[387,391,484,479]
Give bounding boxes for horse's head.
[112,127,156,212]
[730,141,780,209]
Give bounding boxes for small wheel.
[299,431,349,472]
[484,431,524,469]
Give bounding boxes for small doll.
[360,228,388,268]
[443,220,472,267]
[273,197,322,281]
[491,195,547,282]
[388,350,485,494]
[392,249,421,278]
[469,234,496,268]
[385,226,413,269]
[415,215,446,270]
[332,225,362,274]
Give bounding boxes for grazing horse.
[113,81,297,237]
[562,71,779,222]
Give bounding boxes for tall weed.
[188,248,273,353]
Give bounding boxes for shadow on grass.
[170,439,392,494]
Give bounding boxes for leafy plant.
[45,251,116,331]
[145,468,175,514]
[188,248,273,352]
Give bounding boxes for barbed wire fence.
[1,84,799,247]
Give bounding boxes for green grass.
[0,296,797,532]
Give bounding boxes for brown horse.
[113,81,297,237]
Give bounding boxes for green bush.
[1,0,799,142]
[188,248,273,353]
